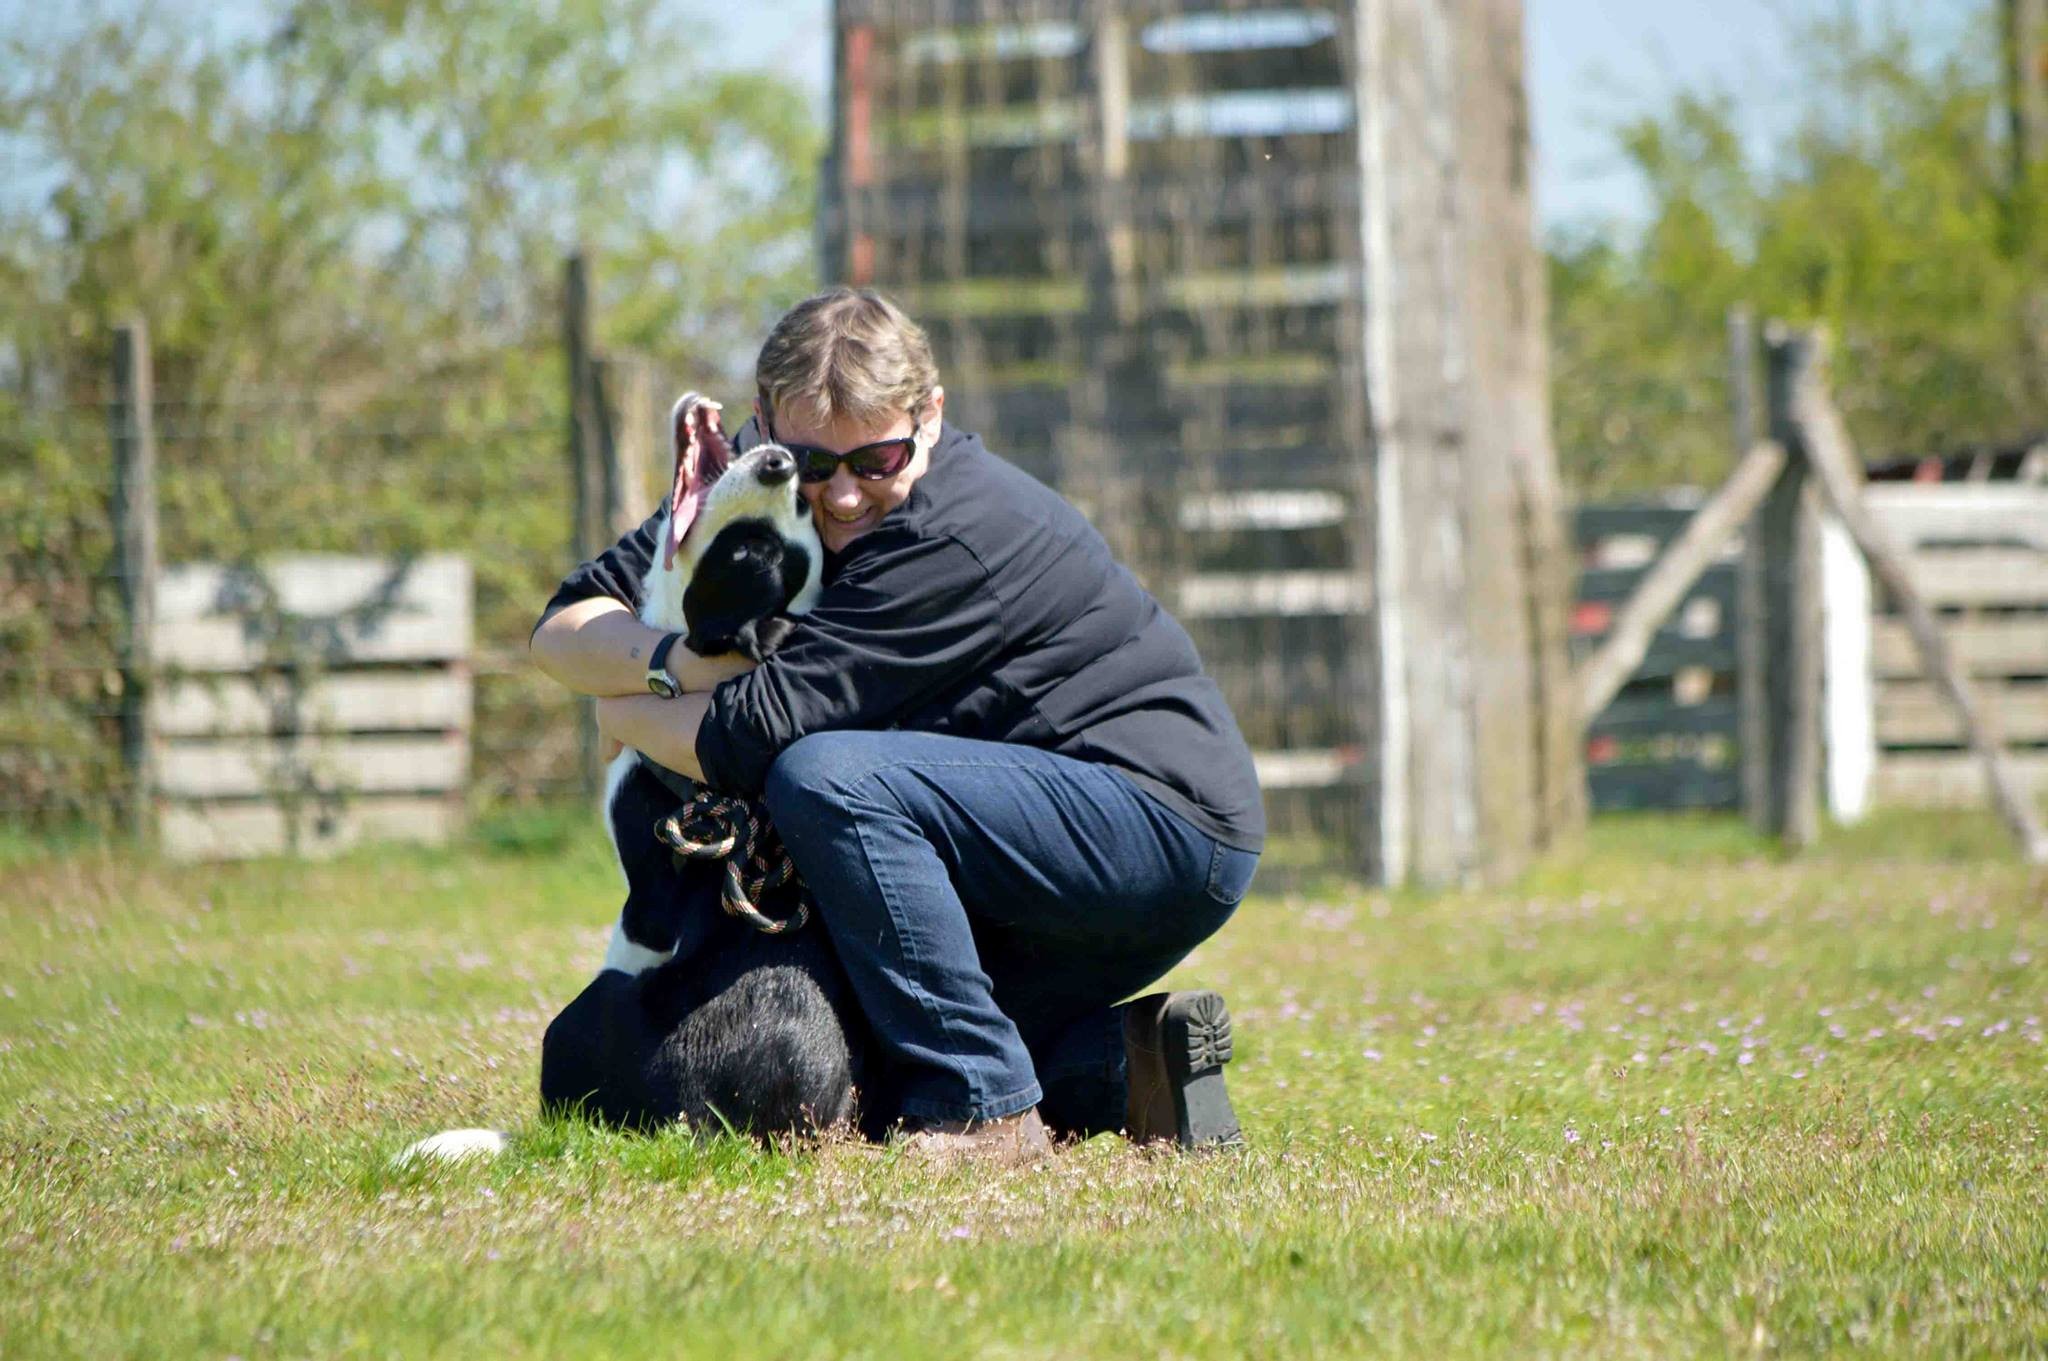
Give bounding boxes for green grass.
[3,809,2045,1358]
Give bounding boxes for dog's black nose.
[756,447,795,486]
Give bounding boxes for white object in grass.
[394,1127,509,1166]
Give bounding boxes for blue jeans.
[761,730,1258,1132]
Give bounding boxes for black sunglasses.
[766,411,924,483]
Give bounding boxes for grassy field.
[2,809,2045,1358]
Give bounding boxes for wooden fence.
[1825,483,2048,813]
[1572,503,1742,811]
[1577,480,2048,819]
[149,554,472,859]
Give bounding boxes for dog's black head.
[678,443,821,661]
[683,519,813,661]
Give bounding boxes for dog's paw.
[602,918,679,977]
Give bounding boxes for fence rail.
[1571,504,1743,812]
[1575,479,2048,819]
[147,554,472,859]
[1850,483,2048,810]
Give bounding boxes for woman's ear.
[924,386,945,435]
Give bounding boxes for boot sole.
[1130,990,1244,1150]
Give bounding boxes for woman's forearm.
[529,597,753,698]
[597,693,710,781]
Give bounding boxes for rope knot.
[654,787,809,935]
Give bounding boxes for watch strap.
[646,631,684,695]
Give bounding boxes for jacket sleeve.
[530,509,662,640]
[694,532,1005,796]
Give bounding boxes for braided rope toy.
[653,787,811,935]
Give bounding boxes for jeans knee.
[762,731,891,828]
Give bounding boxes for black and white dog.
[395,397,866,1165]
[596,393,821,978]
[536,395,865,1139]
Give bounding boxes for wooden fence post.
[595,354,656,538]
[1727,306,1772,829]
[1758,323,1824,847]
[109,320,160,844]
[1782,328,2048,864]
[563,252,604,798]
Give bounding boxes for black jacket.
[538,420,1265,851]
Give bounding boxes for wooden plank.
[1576,563,1736,603]
[158,795,463,861]
[1872,752,2048,807]
[1584,636,1735,680]
[1252,748,1361,789]
[1588,695,1739,739]
[1588,763,1741,812]
[1575,504,1706,540]
[1895,548,2048,608]
[152,555,472,670]
[1865,483,2048,549]
[1163,263,1355,310]
[150,671,473,737]
[1876,681,2048,745]
[1177,570,1367,618]
[1178,490,1348,532]
[156,734,469,799]
[1872,617,2048,678]
[1573,439,1785,722]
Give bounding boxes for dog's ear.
[776,541,814,611]
[661,393,730,573]
[748,615,798,659]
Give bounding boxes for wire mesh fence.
[2,346,1370,864]
[0,361,608,838]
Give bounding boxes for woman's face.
[760,388,944,555]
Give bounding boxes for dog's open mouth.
[664,394,734,571]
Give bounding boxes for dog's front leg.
[602,919,677,976]
[600,749,682,977]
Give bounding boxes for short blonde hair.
[755,287,940,431]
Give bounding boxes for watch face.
[647,673,678,698]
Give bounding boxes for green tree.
[0,0,821,402]
[0,1,825,823]
[1550,3,2048,497]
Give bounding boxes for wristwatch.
[645,631,685,698]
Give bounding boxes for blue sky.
[710,0,1974,236]
[1525,0,1972,234]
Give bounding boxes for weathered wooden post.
[562,252,605,797]
[1758,325,1825,846]
[821,0,1584,885]
[1780,328,2048,863]
[1352,0,1586,883]
[595,354,657,538]
[108,320,160,844]
[1727,306,1772,828]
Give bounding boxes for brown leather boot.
[894,1108,1053,1167]
[1123,990,1243,1150]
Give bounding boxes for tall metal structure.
[821,0,1581,884]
